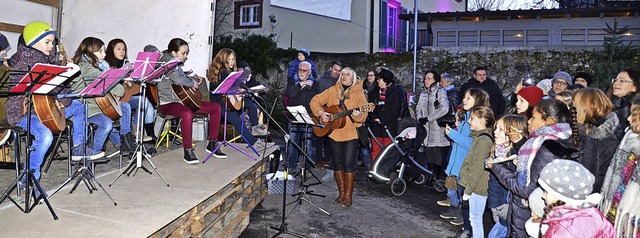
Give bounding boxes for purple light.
[437,0,454,12]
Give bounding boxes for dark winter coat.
[315,70,338,93]
[5,45,72,126]
[577,112,620,193]
[492,138,580,237]
[611,94,635,140]
[285,80,321,114]
[368,84,402,137]
[458,77,505,117]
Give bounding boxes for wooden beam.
[27,0,59,8]
[0,22,24,34]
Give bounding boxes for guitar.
[31,43,70,132]
[120,82,140,102]
[95,93,123,120]
[172,84,202,112]
[33,95,66,132]
[221,94,243,110]
[147,84,159,106]
[312,103,376,137]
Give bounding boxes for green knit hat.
[23,21,55,47]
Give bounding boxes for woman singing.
[310,67,368,207]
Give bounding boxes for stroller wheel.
[390,178,406,196]
[367,177,378,187]
[433,179,446,192]
[414,174,427,185]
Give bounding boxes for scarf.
[378,86,387,101]
[517,123,572,186]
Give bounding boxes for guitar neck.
[332,106,363,120]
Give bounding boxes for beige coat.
[310,78,368,142]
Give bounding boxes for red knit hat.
[517,86,544,106]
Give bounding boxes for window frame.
[234,0,263,29]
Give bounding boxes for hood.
[579,112,619,140]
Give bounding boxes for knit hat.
[574,72,593,86]
[538,159,595,205]
[528,187,545,218]
[552,71,572,85]
[143,45,159,53]
[517,86,544,106]
[237,61,249,69]
[378,69,395,85]
[23,21,55,47]
[441,73,455,83]
[297,48,310,58]
[0,33,9,52]
[536,79,552,94]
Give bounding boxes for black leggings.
[329,139,359,173]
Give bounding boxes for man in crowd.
[315,61,343,181]
[458,66,505,117]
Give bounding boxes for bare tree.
[468,0,516,10]
[533,0,600,8]
[214,0,235,39]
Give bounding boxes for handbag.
[444,175,458,190]
[435,89,456,127]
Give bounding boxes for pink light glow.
[437,0,454,12]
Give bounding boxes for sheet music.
[33,63,80,95]
[286,105,315,124]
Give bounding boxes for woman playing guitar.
[69,37,135,155]
[207,49,272,149]
[105,39,157,145]
[4,22,102,192]
[155,38,225,164]
[310,67,368,208]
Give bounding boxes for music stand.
[203,70,259,162]
[47,66,130,206]
[0,63,75,219]
[110,53,173,187]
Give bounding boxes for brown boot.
[334,170,346,205]
[343,172,356,207]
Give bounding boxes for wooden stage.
[0,144,276,237]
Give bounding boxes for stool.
[1,128,22,197]
[155,113,208,151]
[41,124,73,177]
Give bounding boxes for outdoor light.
[623,32,633,36]
[515,33,524,37]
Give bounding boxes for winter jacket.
[611,94,635,140]
[458,77,505,117]
[445,111,472,177]
[287,58,317,87]
[443,85,460,109]
[368,83,402,137]
[416,84,450,147]
[156,53,195,106]
[285,80,321,114]
[600,130,640,216]
[5,45,72,126]
[70,59,124,117]
[577,112,620,193]
[315,70,338,93]
[542,206,614,238]
[492,138,580,237]
[458,128,493,196]
[310,77,368,142]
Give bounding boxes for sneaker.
[251,125,268,136]
[437,197,451,207]
[321,169,334,181]
[183,148,199,164]
[440,206,460,219]
[0,129,10,145]
[71,146,105,161]
[449,213,464,226]
[142,135,153,142]
[253,139,275,149]
[206,141,228,159]
[446,229,469,238]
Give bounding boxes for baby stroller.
[367,117,446,195]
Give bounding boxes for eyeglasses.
[367,74,375,77]
[298,69,310,72]
[612,78,634,84]
[553,80,568,86]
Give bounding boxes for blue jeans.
[66,100,86,146]
[129,95,155,124]
[88,114,113,152]
[360,147,371,166]
[469,193,488,238]
[17,115,54,179]
[287,123,316,169]
[217,101,257,144]
[488,222,508,238]
[108,102,132,145]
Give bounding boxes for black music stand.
[0,63,74,219]
[47,67,129,206]
[110,53,174,187]
[203,70,258,162]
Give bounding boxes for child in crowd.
[459,106,494,238]
[514,86,544,119]
[600,95,640,237]
[287,48,317,86]
[555,90,575,106]
[538,159,614,237]
[486,114,528,238]
[441,88,490,237]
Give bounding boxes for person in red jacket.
[537,159,614,237]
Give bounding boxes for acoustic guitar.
[221,94,243,110]
[33,95,66,132]
[172,84,202,112]
[31,43,69,132]
[147,84,159,106]
[95,93,123,120]
[312,103,375,137]
[120,82,140,102]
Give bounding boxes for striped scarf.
[516,123,572,187]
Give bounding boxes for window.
[234,1,262,29]
[379,0,403,52]
[387,5,397,49]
